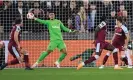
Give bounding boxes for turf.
[0,68,132,80]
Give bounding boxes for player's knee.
[60,49,67,54]
[61,51,67,54]
[24,53,29,55]
[19,61,23,63]
[96,51,102,56]
[46,50,53,54]
[23,51,29,55]
[17,57,23,63]
[94,55,99,60]
[106,52,111,56]
[121,55,126,58]
[20,49,28,55]
[63,52,67,55]
[112,48,118,54]
[120,55,127,61]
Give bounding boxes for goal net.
[0,0,132,68]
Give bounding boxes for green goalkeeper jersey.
[35,18,71,41]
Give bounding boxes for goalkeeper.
[70,48,95,61]
[27,10,78,68]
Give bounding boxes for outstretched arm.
[60,21,79,33]
[27,13,48,25]
[60,21,72,32]
[34,18,48,25]
[122,26,129,49]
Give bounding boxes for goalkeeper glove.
[70,30,79,33]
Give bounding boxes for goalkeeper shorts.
[47,40,66,51]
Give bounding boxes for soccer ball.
[27,13,34,19]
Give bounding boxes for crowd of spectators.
[0,0,133,33]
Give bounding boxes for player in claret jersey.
[77,16,123,70]
[0,18,33,70]
[27,10,77,68]
[99,16,130,69]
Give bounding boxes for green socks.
[37,51,49,63]
[57,53,67,63]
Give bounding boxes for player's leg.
[70,48,95,61]
[0,45,22,70]
[32,50,53,68]
[99,51,111,69]
[124,49,132,68]
[32,41,57,68]
[118,45,128,66]
[37,41,57,63]
[0,58,20,70]
[105,43,122,69]
[0,43,4,66]
[55,41,67,68]
[77,43,102,70]
[70,54,82,61]
[20,48,33,70]
[99,42,119,69]
[120,50,128,65]
[0,50,3,66]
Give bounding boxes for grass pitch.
[0,68,132,80]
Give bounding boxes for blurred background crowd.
[0,0,133,33]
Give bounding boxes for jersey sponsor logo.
[51,23,60,28]
[52,26,60,28]
[115,33,122,36]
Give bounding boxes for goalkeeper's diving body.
[27,10,77,68]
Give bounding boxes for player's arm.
[60,21,72,32]
[94,26,100,40]
[125,32,130,48]
[14,27,20,50]
[34,18,48,25]
[27,13,48,25]
[60,21,78,33]
[127,31,133,53]
[111,25,117,43]
[122,26,130,49]
[111,33,116,44]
